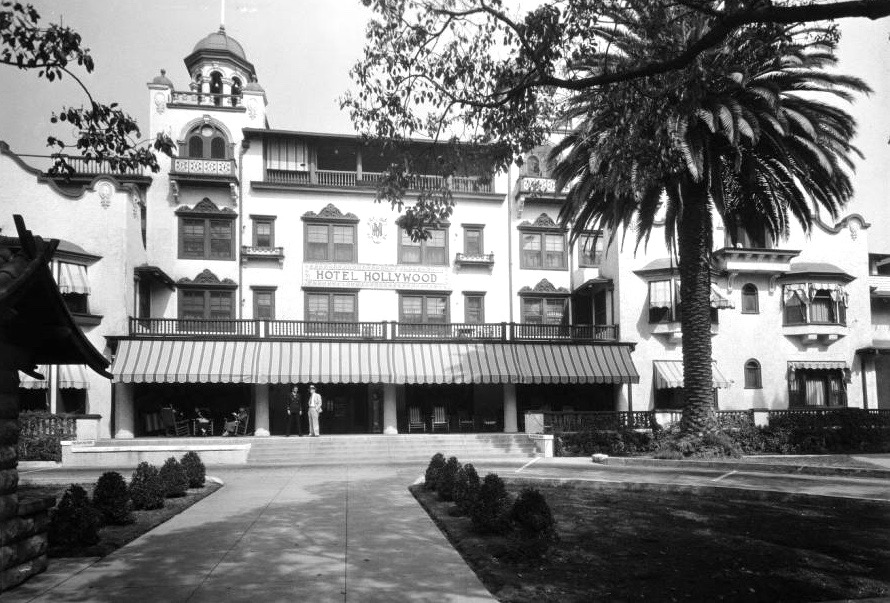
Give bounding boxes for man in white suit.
[308,384,323,437]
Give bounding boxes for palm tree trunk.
[677,178,717,435]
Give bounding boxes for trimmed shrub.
[510,487,558,559]
[557,429,656,457]
[437,456,461,502]
[129,462,165,510]
[653,428,742,459]
[453,463,481,515]
[181,451,206,488]
[470,473,511,534]
[424,452,447,490]
[49,484,101,548]
[92,471,133,525]
[159,456,189,498]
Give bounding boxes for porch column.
[253,384,271,437]
[503,384,518,433]
[113,382,135,439]
[383,384,398,434]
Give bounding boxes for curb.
[599,457,890,480]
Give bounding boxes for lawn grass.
[17,481,222,558]
[413,482,890,602]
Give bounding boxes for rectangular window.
[463,227,483,255]
[265,139,309,172]
[521,297,566,324]
[464,294,484,324]
[305,223,356,262]
[520,232,566,269]
[782,288,846,326]
[178,217,234,260]
[399,228,448,265]
[306,292,357,323]
[253,289,275,320]
[789,370,847,407]
[253,218,275,248]
[178,289,235,320]
[399,294,450,323]
[648,280,675,323]
[579,233,604,267]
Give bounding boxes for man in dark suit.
[286,386,302,436]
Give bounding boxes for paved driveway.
[8,464,497,602]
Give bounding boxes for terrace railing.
[263,168,492,193]
[171,158,237,178]
[169,91,244,108]
[128,318,621,342]
[544,411,657,433]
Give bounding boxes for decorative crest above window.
[175,197,236,217]
[519,278,570,295]
[177,269,237,288]
[302,203,359,222]
[518,213,561,230]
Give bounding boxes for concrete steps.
[246,433,538,465]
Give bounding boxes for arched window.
[184,124,228,159]
[741,283,759,314]
[230,77,242,107]
[209,71,223,106]
[744,359,762,389]
[210,136,226,159]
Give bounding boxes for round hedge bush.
[49,484,101,548]
[92,471,133,525]
[129,462,165,510]
[437,456,461,502]
[181,451,206,488]
[159,456,189,498]
[470,473,511,534]
[453,463,480,515]
[424,452,446,490]
[510,487,557,540]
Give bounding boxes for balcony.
[20,154,149,184]
[516,176,558,197]
[713,247,801,282]
[127,318,620,342]
[241,246,284,265]
[454,252,494,268]
[259,169,493,194]
[171,158,237,181]
[169,91,245,111]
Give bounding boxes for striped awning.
[254,341,394,384]
[18,365,48,389]
[58,364,90,389]
[510,344,639,385]
[710,284,734,309]
[788,360,848,371]
[112,339,639,386]
[112,340,258,383]
[388,343,521,384]
[653,360,731,389]
[58,262,90,294]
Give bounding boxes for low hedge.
[17,433,62,461]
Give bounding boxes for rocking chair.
[160,407,189,437]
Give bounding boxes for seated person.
[193,407,212,436]
[222,407,249,436]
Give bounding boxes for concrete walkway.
[8,455,890,602]
[8,464,497,602]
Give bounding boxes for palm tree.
[551,14,869,436]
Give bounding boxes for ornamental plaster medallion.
[247,98,257,120]
[848,220,860,240]
[154,92,166,114]
[129,190,141,218]
[97,181,113,209]
[367,217,388,244]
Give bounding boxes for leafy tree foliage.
[0,1,173,176]
[346,1,876,435]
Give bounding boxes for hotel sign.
[303,263,449,290]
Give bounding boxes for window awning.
[254,341,394,384]
[58,364,90,389]
[112,340,259,383]
[653,360,731,389]
[710,284,734,309]
[788,360,848,371]
[58,262,90,294]
[510,344,639,385]
[18,365,48,389]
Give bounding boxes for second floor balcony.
[128,318,620,343]
[261,168,492,194]
[171,157,238,182]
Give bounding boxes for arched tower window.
[209,71,223,106]
[744,359,762,389]
[741,283,759,314]
[185,123,228,159]
[230,76,243,107]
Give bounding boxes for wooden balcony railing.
[262,168,492,193]
[128,318,620,342]
[22,154,144,177]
